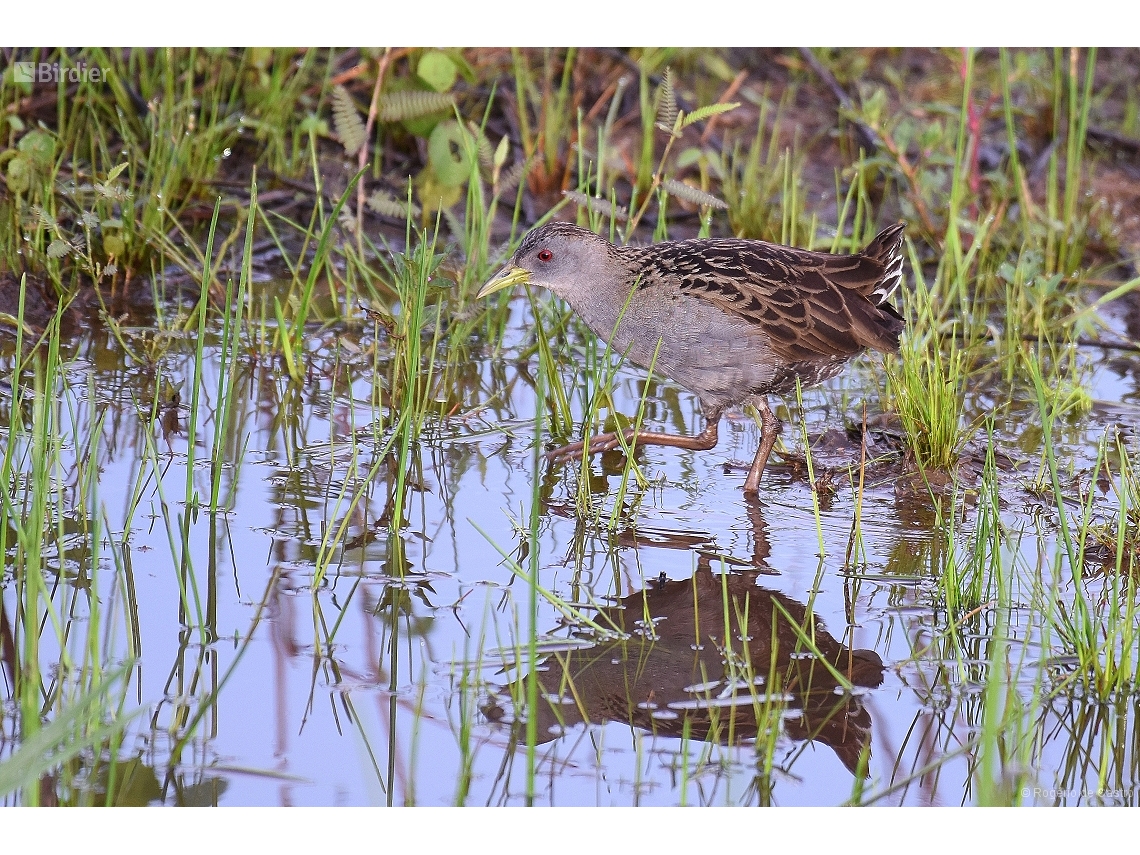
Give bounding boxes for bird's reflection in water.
[490,500,884,775]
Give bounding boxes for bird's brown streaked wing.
[634,239,904,361]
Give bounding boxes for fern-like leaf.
[661,179,728,209]
[379,90,454,123]
[31,206,58,230]
[106,161,130,183]
[681,101,741,129]
[495,158,529,195]
[332,85,366,156]
[367,191,422,220]
[46,239,72,259]
[337,207,359,235]
[563,190,629,221]
[470,122,494,173]
[655,68,678,132]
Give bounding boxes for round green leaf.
[102,232,126,259]
[415,167,463,214]
[428,120,472,187]
[18,129,55,167]
[417,50,457,93]
[5,155,30,194]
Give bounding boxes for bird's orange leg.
[546,417,721,462]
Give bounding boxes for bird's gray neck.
[562,249,643,343]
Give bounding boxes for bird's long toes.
[587,436,621,455]
[544,443,583,462]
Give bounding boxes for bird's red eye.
[537,249,553,262]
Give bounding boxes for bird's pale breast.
[577,278,844,411]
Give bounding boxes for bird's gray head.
[477,222,619,302]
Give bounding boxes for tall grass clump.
[0,295,140,805]
[886,244,968,477]
[1029,353,1140,702]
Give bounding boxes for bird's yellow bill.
[477,265,531,299]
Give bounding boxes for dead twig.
[357,48,393,233]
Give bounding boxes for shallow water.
[2,283,1139,806]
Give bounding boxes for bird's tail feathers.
[864,222,906,305]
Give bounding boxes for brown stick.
[356,48,393,231]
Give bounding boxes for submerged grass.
[0,297,142,804]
